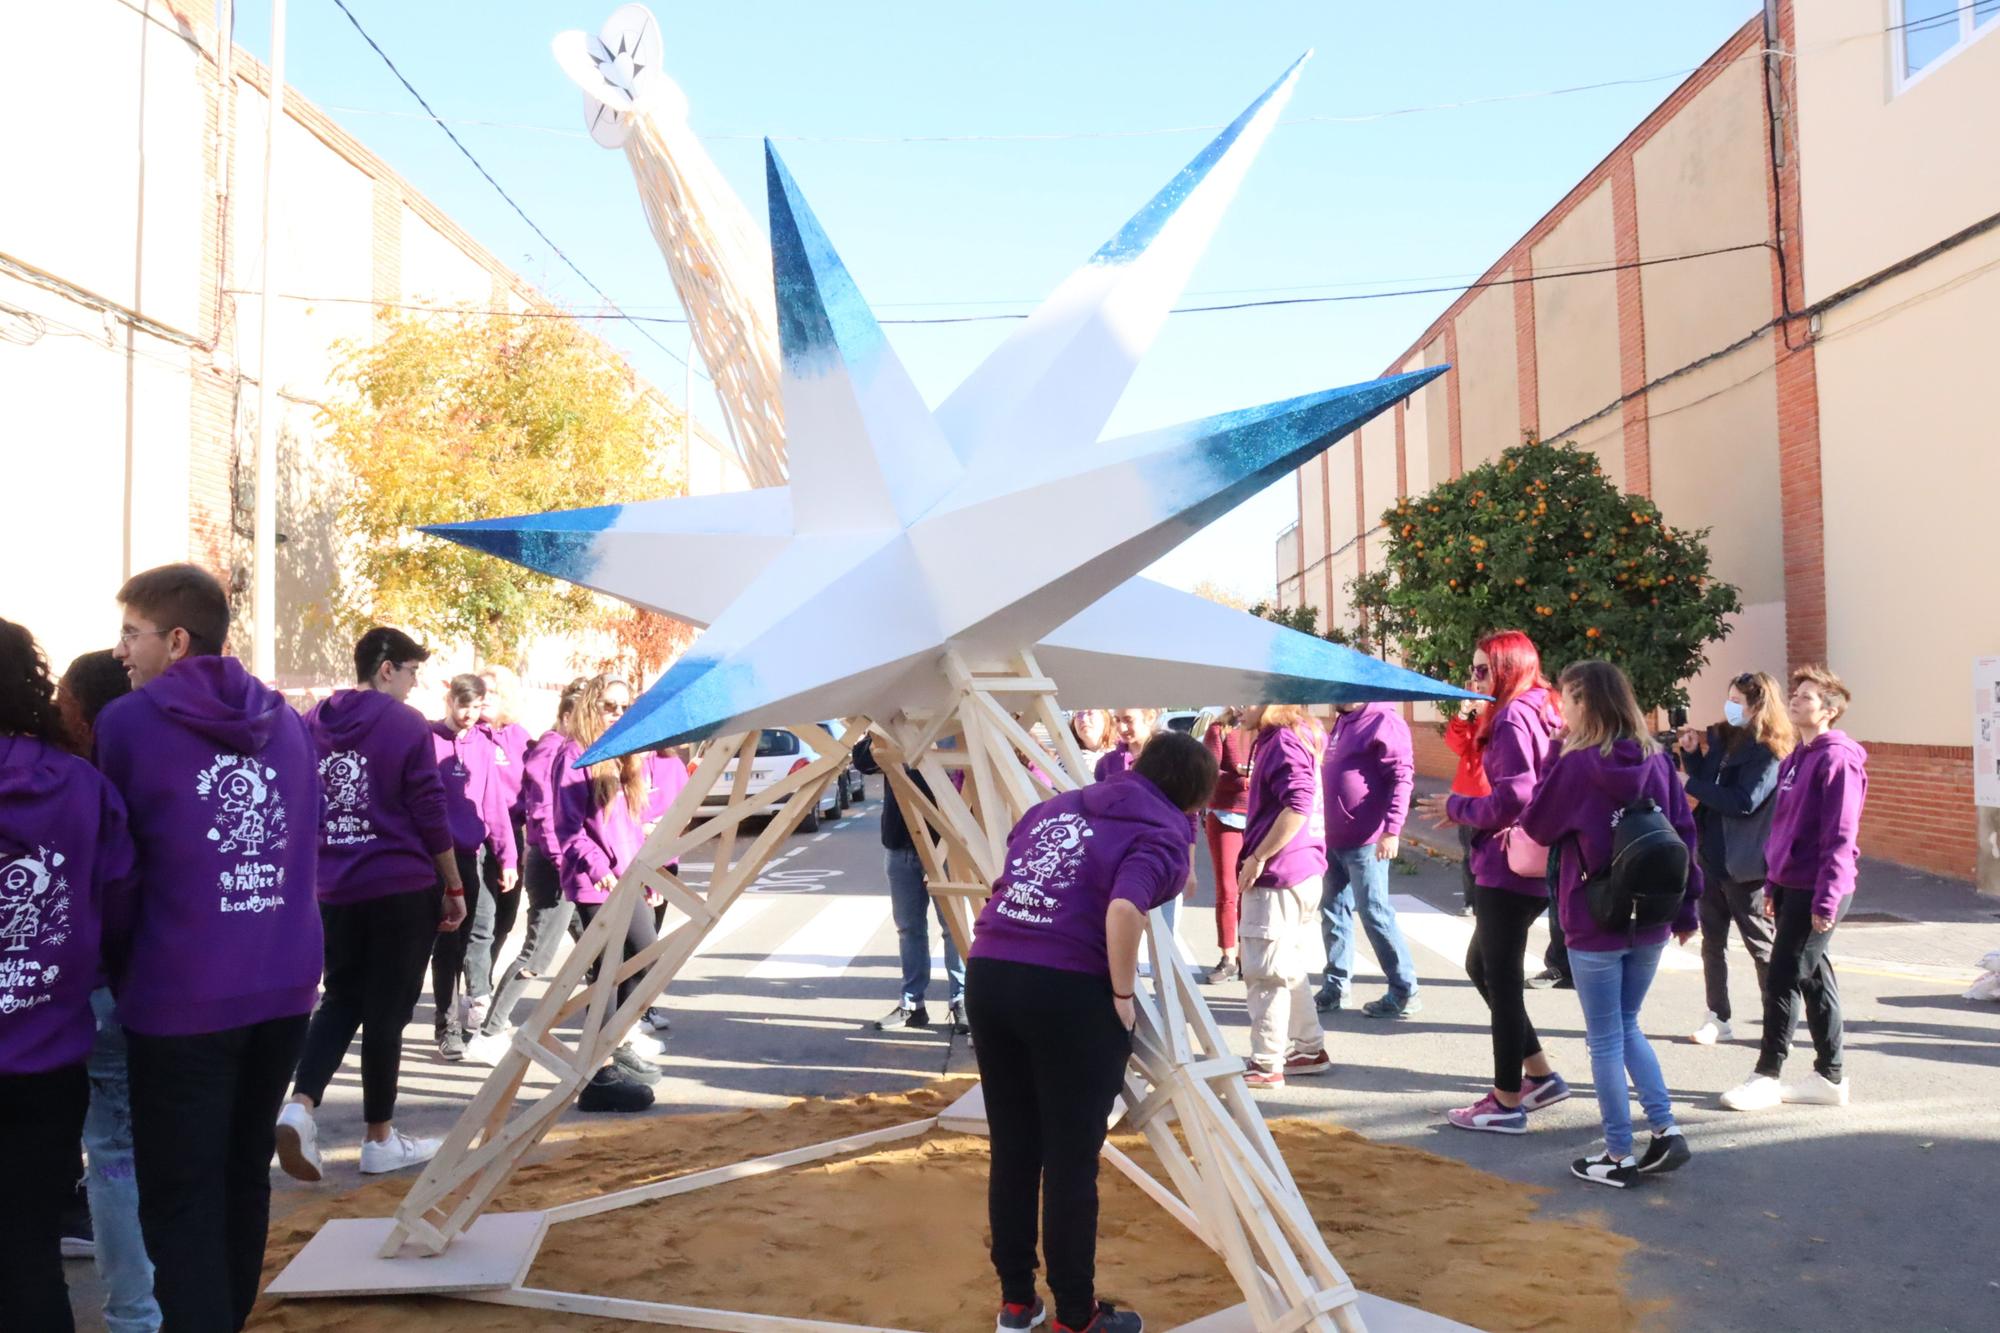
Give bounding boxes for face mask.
[1722,700,1746,727]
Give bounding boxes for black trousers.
[483,848,573,1037]
[1696,854,1774,1023]
[128,1013,309,1332]
[966,957,1131,1330]
[430,848,483,1035]
[1455,824,1478,909]
[293,885,441,1123]
[1542,898,1572,981]
[0,1063,89,1333]
[1465,886,1546,1095]
[575,896,660,1013]
[1756,887,1849,1081]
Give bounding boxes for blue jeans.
[1318,845,1418,1003]
[85,987,160,1333]
[888,847,964,1006]
[1569,944,1675,1158]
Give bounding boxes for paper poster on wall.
[1976,657,2000,808]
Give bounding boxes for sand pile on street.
[250,1079,1649,1332]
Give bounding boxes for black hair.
[447,673,487,707]
[116,563,229,656]
[0,619,70,746]
[353,626,429,683]
[1133,730,1219,813]
[60,650,132,728]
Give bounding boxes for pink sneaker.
[1283,1049,1333,1077]
[1244,1067,1286,1090]
[1446,1092,1529,1134]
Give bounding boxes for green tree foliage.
[1349,439,1739,711]
[322,312,684,658]
[1247,601,1357,647]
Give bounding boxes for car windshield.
[755,730,800,758]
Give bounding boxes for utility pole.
[251,0,286,681]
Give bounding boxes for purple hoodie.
[1764,730,1869,917]
[1322,703,1415,851]
[307,690,453,905]
[971,773,1192,977]
[552,740,646,904]
[95,656,324,1037]
[430,720,518,869]
[1446,688,1560,896]
[1242,723,1328,889]
[484,720,532,823]
[520,729,567,862]
[1093,744,1135,783]
[1520,739,1704,952]
[0,737,135,1074]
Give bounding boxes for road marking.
[750,898,894,978]
[812,832,832,842]
[691,898,777,958]
[1390,893,1699,975]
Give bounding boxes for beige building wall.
[1793,0,2000,303]
[1360,415,1399,544]
[1401,352,1436,499]
[1529,183,1624,483]
[1451,285,1519,467]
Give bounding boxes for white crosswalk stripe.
[749,898,896,978]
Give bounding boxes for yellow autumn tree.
[322,311,685,658]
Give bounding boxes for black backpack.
[1562,798,1690,938]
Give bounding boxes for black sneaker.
[874,1003,931,1031]
[577,1066,655,1113]
[998,1296,1047,1332]
[436,1027,466,1062]
[612,1043,664,1086]
[1313,989,1344,1013]
[1526,967,1570,990]
[1054,1301,1142,1333]
[642,1006,673,1034]
[949,1001,972,1036]
[1570,1151,1638,1188]
[1637,1129,1691,1176]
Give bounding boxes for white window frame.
[1894,0,2000,93]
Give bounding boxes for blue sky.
[234,1,1760,604]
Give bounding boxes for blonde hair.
[1789,664,1851,724]
[1258,704,1325,749]
[571,675,649,818]
[479,664,521,726]
[1557,660,1656,757]
[1729,671,1796,759]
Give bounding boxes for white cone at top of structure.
[427,53,1479,764]
[552,2,687,146]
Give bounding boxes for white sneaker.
[359,1129,442,1175]
[1719,1074,1784,1111]
[465,995,491,1033]
[1781,1071,1850,1106]
[274,1102,323,1182]
[626,1030,670,1061]
[1689,1013,1734,1046]
[463,1029,514,1066]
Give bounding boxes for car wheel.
[800,801,821,833]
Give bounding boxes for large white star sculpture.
[429,56,1476,764]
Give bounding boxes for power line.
[325,0,693,374]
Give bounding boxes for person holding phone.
[965,732,1218,1333]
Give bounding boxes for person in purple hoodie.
[1720,665,1868,1114]
[96,563,322,1332]
[1416,629,1573,1134]
[428,673,518,1061]
[1520,661,1703,1187]
[968,730,1217,1333]
[552,675,659,1111]
[468,677,588,1063]
[0,619,136,1333]
[1315,693,1420,1020]
[1236,704,1331,1090]
[275,628,466,1185]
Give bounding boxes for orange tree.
[1349,439,1739,711]
[322,311,685,659]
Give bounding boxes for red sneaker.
[1244,1066,1285,1090]
[1283,1049,1333,1077]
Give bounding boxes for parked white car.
[698,723,858,832]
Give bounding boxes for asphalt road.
[67,777,2000,1331]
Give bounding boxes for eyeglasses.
[117,627,171,646]
[603,701,628,715]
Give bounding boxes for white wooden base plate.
[937,1082,988,1135]
[267,1212,548,1298]
[1167,1296,1485,1332]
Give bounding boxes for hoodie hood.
[1579,736,1658,804]
[0,735,84,841]
[1077,769,1187,834]
[143,656,289,755]
[307,688,399,753]
[1810,729,1868,766]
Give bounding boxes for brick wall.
[1410,720,1457,784]
[1856,742,1977,879]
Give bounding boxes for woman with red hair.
[1417,630,1572,1134]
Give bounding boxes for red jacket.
[1203,724,1252,813]
[1443,715,1492,798]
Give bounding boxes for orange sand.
[250,1079,1649,1332]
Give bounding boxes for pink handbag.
[1501,826,1549,879]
